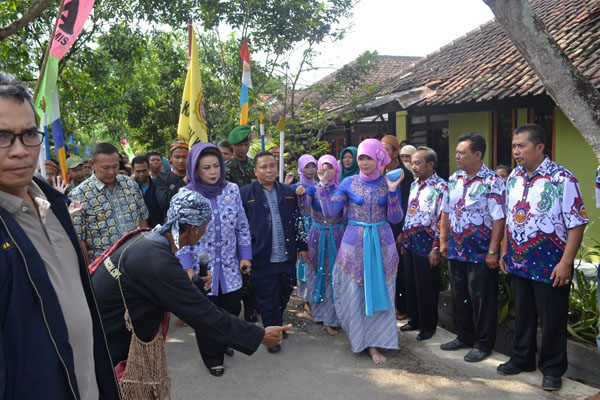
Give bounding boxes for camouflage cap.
[66,155,86,169]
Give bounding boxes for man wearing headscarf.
[92,190,291,372]
[155,140,189,221]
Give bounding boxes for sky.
[292,0,495,87]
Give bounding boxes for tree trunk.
[0,0,55,41]
[483,0,600,161]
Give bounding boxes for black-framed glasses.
[0,130,45,148]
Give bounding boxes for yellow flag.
[177,27,207,147]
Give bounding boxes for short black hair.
[91,142,119,161]
[146,151,162,158]
[217,139,233,151]
[254,151,276,166]
[131,155,149,167]
[513,124,546,147]
[417,146,438,168]
[457,132,486,159]
[495,164,511,174]
[0,72,38,124]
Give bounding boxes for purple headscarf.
[357,138,391,181]
[185,142,227,198]
[297,154,318,186]
[317,155,341,188]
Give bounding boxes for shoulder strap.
[115,233,147,334]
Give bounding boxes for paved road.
[166,296,598,400]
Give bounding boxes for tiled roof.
[376,0,600,108]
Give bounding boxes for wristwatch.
[488,249,498,255]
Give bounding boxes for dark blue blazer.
[240,180,307,267]
[0,177,120,400]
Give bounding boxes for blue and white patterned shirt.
[504,157,588,283]
[72,173,148,260]
[403,173,448,258]
[263,187,289,262]
[443,164,506,263]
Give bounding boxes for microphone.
[192,252,211,295]
[198,252,210,277]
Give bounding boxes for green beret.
[228,125,252,145]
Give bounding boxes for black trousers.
[251,261,296,328]
[241,274,257,319]
[195,289,242,369]
[394,254,407,315]
[404,249,440,334]
[509,274,570,377]
[448,259,499,352]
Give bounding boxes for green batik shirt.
[226,157,256,188]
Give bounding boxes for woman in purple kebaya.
[176,143,252,377]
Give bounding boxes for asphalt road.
[166,295,598,400]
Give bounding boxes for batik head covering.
[185,142,226,199]
[155,189,212,249]
[297,154,318,186]
[339,146,359,182]
[357,138,391,181]
[169,140,189,156]
[317,155,341,188]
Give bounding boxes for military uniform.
[226,157,255,188]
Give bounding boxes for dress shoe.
[416,331,435,341]
[209,367,225,377]
[542,375,562,391]
[463,348,491,363]
[282,331,288,339]
[496,361,536,376]
[400,323,418,332]
[440,338,472,351]
[224,347,234,356]
[267,344,281,353]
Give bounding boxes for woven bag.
[116,235,171,400]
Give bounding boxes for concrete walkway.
[166,295,598,399]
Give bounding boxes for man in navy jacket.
[240,151,307,353]
[0,72,119,399]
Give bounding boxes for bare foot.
[324,326,339,336]
[367,347,386,364]
[175,318,187,327]
[586,393,600,400]
[303,302,312,316]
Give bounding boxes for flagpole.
[277,117,285,182]
[259,112,265,151]
[188,20,192,58]
[39,99,48,179]
[33,0,68,101]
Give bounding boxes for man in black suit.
[240,151,308,353]
[131,155,162,228]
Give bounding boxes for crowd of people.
[1,70,599,399]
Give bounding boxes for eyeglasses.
[0,130,45,148]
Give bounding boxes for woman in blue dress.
[176,143,252,377]
[296,155,344,335]
[317,139,404,364]
[290,154,317,315]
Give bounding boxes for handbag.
[115,234,171,400]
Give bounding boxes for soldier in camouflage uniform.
[226,125,256,188]
[225,125,258,321]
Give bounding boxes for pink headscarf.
[297,154,318,186]
[357,138,391,181]
[317,155,341,188]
